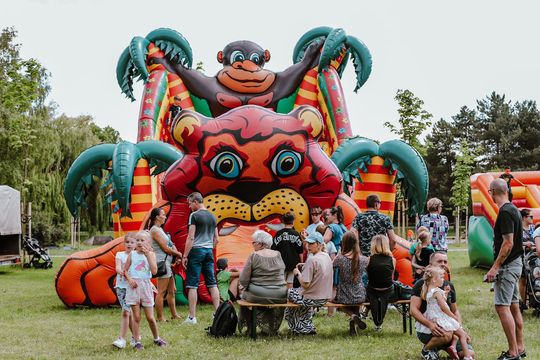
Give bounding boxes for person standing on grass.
[486,179,525,360]
[272,212,303,289]
[351,194,396,257]
[112,233,136,349]
[411,252,474,360]
[416,198,450,253]
[519,208,535,311]
[182,192,221,325]
[124,231,167,350]
[147,207,184,322]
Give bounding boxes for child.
[422,266,473,360]
[216,258,239,301]
[112,233,136,349]
[272,212,303,289]
[125,231,167,350]
[410,229,435,282]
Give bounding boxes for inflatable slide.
[469,171,540,267]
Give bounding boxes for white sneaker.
[112,338,126,349]
[183,316,197,325]
[374,325,383,332]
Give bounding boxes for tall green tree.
[450,140,475,243]
[0,27,121,244]
[384,89,433,155]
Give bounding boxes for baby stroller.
[523,250,540,316]
[23,236,53,269]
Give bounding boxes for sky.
[2,0,540,143]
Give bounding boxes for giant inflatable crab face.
[162,105,342,233]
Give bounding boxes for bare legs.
[495,303,524,357]
[156,277,181,321]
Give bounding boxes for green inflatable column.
[467,216,494,268]
[174,274,189,305]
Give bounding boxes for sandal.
[446,346,459,360]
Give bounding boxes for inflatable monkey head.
[216,40,275,94]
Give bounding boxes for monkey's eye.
[230,50,245,63]
[209,151,243,179]
[249,53,261,64]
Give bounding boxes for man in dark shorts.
[182,192,221,324]
[486,178,525,360]
[410,252,473,360]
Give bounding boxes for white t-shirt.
[115,251,129,289]
[533,227,540,241]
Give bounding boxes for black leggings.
[367,286,395,326]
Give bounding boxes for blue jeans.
[186,247,217,289]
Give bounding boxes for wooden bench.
[237,299,412,340]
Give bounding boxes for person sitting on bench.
[285,232,333,335]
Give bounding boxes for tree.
[0,27,121,244]
[424,119,456,214]
[384,89,433,155]
[450,141,475,243]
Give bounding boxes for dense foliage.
[0,27,120,244]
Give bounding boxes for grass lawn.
[0,247,538,360]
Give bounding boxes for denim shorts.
[494,257,522,306]
[186,247,217,289]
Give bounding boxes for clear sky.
[2,0,540,143]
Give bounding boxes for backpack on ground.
[206,301,238,337]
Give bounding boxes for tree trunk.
[465,206,469,243]
[397,200,401,236]
[455,206,460,245]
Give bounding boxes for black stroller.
[523,250,540,316]
[23,236,53,269]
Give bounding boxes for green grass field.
[0,247,538,360]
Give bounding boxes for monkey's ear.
[217,51,224,64]
[264,50,271,62]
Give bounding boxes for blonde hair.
[416,226,429,234]
[426,198,443,212]
[135,230,152,244]
[421,266,444,300]
[415,230,432,259]
[370,234,392,256]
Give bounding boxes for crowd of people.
[109,186,538,360]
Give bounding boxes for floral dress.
[425,288,460,331]
[333,255,368,304]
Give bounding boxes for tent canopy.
[0,186,21,235]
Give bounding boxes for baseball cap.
[305,232,324,244]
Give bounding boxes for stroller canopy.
[0,186,21,236]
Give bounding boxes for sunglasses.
[311,212,322,216]
[526,215,534,219]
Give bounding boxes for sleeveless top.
[151,225,173,263]
[128,251,152,279]
[367,254,394,289]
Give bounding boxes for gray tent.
[0,186,21,265]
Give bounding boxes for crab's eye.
[249,53,261,64]
[209,151,243,179]
[230,50,245,63]
[271,149,302,177]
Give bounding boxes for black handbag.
[153,255,169,278]
[393,280,413,300]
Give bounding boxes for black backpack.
[206,301,238,337]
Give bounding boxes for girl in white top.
[112,233,136,349]
[422,266,473,360]
[124,231,166,350]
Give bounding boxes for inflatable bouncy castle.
[469,171,540,267]
[56,27,429,307]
